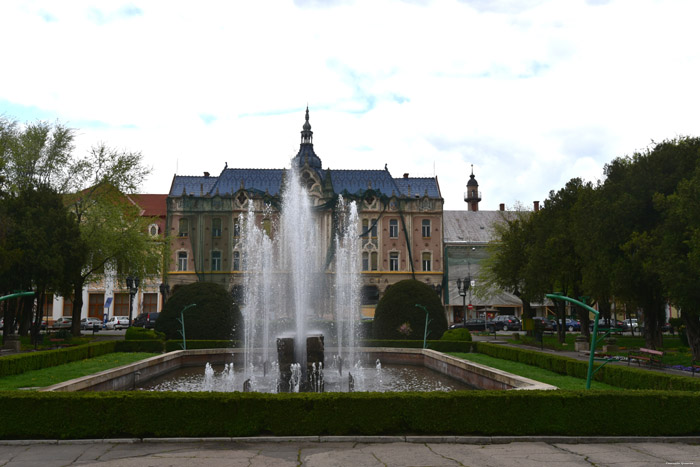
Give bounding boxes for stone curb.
[1,436,699,445]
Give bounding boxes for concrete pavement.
[0,438,698,466]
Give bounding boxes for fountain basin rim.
[39,348,556,392]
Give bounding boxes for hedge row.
[474,342,700,391]
[1,390,700,438]
[0,341,116,377]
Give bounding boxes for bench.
[628,348,664,367]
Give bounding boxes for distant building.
[444,208,522,324]
[165,108,443,316]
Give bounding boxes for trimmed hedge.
[0,342,117,377]
[164,340,241,352]
[474,342,700,391]
[1,390,700,438]
[115,340,165,353]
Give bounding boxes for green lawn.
[449,352,622,390]
[0,352,157,390]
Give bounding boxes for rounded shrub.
[440,328,472,342]
[155,282,243,340]
[373,279,447,340]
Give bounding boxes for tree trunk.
[642,299,664,350]
[555,301,567,343]
[31,289,45,348]
[71,282,84,337]
[18,296,33,336]
[681,310,700,361]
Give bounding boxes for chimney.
[533,201,540,212]
[204,172,210,177]
[403,173,409,178]
[499,203,505,211]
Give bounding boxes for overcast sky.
[1,0,699,210]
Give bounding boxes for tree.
[2,186,81,341]
[0,117,162,336]
[533,179,589,342]
[373,279,447,340]
[600,137,700,348]
[155,282,243,340]
[652,159,700,358]
[479,210,541,324]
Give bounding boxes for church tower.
[464,165,481,211]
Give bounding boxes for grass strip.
[449,352,622,390]
[0,353,157,391]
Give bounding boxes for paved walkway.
[0,438,699,466]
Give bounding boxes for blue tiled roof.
[169,167,441,200]
[394,177,441,198]
[329,169,400,197]
[169,176,218,196]
[210,168,284,196]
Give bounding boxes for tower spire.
[293,106,322,170]
[465,164,481,211]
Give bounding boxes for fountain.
[237,164,362,392]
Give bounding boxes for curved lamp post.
[126,276,140,326]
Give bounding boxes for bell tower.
[464,165,481,211]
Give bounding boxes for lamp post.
[126,276,140,326]
[456,277,469,322]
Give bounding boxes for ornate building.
[166,108,444,315]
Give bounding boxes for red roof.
[130,194,167,217]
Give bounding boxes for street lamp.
[456,277,470,322]
[126,276,140,326]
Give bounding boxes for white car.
[105,316,130,330]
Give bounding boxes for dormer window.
[301,171,314,190]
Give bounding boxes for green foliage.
[440,328,472,342]
[125,326,165,341]
[155,282,243,340]
[1,390,700,438]
[372,280,447,340]
[115,340,164,353]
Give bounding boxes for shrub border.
[1,390,699,438]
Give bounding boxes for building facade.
[165,109,444,315]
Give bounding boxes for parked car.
[105,316,130,330]
[589,319,625,331]
[625,318,641,332]
[552,318,581,332]
[489,315,521,331]
[51,317,72,330]
[132,312,159,329]
[531,317,556,332]
[80,317,102,331]
[450,318,490,331]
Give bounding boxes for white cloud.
[1,0,699,210]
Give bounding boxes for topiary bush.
[441,328,472,342]
[372,279,447,340]
[155,282,243,340]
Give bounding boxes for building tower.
[464,165,481,211]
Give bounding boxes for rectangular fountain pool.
[135,362,477,393]
[40,348,556,393]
